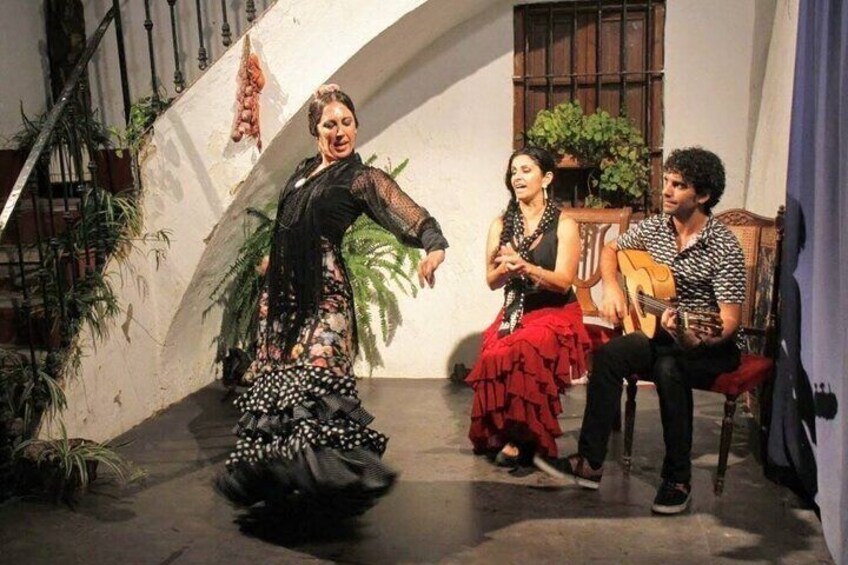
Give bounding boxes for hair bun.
[314,83,340,98]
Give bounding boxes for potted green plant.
[1,100,167,504]
[29,185,171,349]
[12,102,113,157]
[111,94,173,154]
[13,419,139,503]
[526,100,650,208]
[12,102,115,199]
[342,205,421,372]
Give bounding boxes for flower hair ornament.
[314,83,341,98]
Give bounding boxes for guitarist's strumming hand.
[600,283,628,325]
[661,308,704,350]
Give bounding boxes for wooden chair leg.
[623,378,638,473]
[715,395,738,495]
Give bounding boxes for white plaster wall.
[354,2,514,377]
[355,0,793,376]
[746,0,799,216]
[52,0,496,441]
[665,0,765,212]
[0,0,49,147]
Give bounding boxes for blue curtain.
[768,1,847,562]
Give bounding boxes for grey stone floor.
[0,379,833,564]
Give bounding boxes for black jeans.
[578,332,740,483]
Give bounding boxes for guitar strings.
[632,292,671,312]
[629,290,721,334]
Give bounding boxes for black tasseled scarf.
[497,198,560,336]
[266,153,364,354]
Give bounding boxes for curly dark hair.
[307,88,359,137]
[663,147,726,214]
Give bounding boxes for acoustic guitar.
[617,249,723,339]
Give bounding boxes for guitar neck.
[633,293,722,338]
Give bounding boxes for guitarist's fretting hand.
[660,309,704,350]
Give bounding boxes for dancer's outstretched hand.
[418,249,445,288]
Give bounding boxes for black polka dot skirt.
[216,245,396,516]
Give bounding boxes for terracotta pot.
[557,153,589,169]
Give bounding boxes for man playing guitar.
[533,147,746,514]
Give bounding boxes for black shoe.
[651,480,691,515]
[494,445,521,468]
[533,453,603,490]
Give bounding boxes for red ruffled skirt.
[466,302,591,458]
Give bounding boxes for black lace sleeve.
[351,167,449,252]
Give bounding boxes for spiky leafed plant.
[31,186,171,344]
[0,97,171,504]
[11,101,112,156]
[212,157,421,373]
[0,351,67,437]
[61,186,172,265]
[13,419,142,503]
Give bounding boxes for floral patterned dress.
[217,153,447,515]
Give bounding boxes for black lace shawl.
[266,153,448,354]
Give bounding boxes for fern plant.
[342,214,420,371]
[212,157,422,373]
[211,206,275,357]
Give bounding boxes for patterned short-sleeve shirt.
[616,214,746,314]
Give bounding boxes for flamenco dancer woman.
[467,146,590,468]
[217,85,448,516]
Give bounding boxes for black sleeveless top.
[523,222,576,312]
